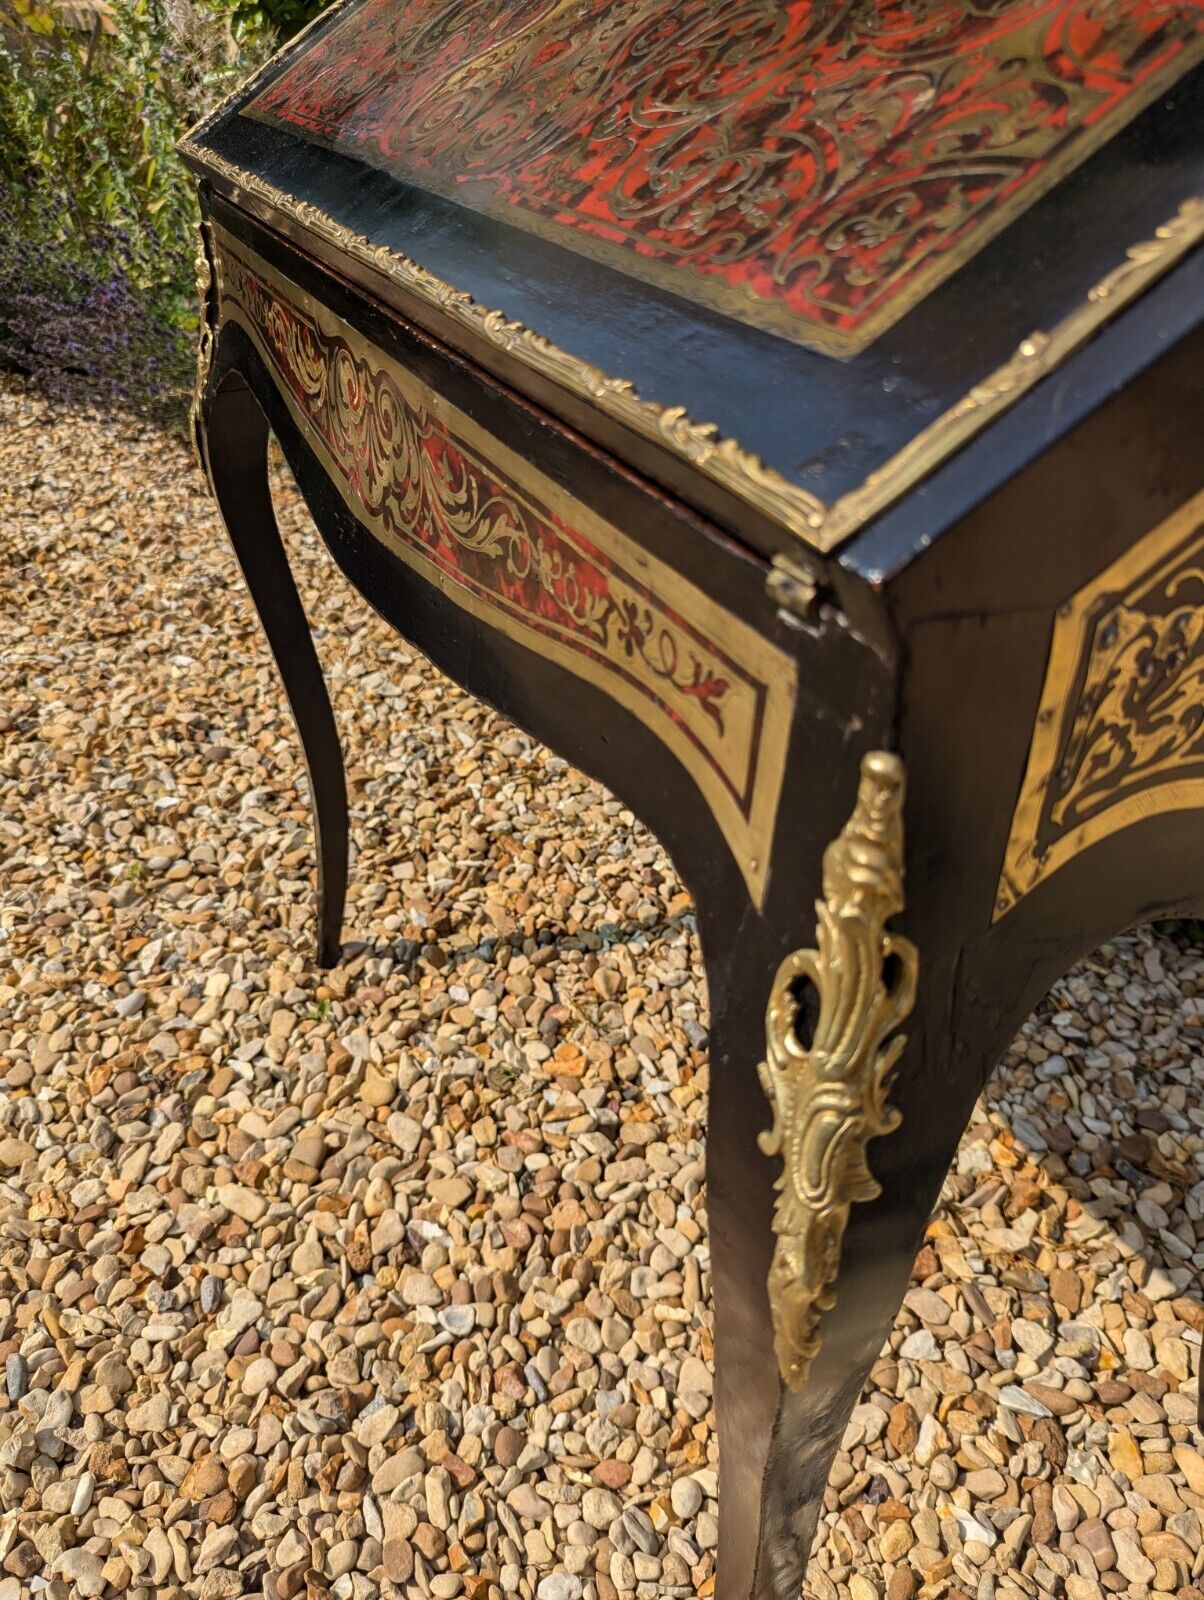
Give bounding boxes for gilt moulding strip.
[819,200,1204,549]
[180,126,1203,558]
[179,7,1204,575]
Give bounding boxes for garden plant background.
[0,0,329,422]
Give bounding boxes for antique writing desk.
[180,5,1204,1595]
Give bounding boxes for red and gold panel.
[243,0,1204,355]
[211,228,797,903]
[996,487,1204,918]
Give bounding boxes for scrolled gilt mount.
[759,751,919,1392]
[190,219,217,469]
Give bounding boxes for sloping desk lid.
[181,0,1204,559]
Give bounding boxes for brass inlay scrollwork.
[996,487,1204,919]
[759,751,918,1392]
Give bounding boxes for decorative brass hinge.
[758,750,918,1391]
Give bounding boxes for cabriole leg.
[702,753,1021,1600]
[199,374,348,967]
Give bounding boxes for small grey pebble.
[621,1506,659,1557]
[5,1353,28,1402]
[200,1275,223,1314]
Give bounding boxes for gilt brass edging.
[821,199,1204,548]
[758,751,918,1392]
[177,140,828,543]
[180,105,1202,556]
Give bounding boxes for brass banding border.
[208,226,798,906]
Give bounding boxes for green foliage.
[2,1,201,281]
[1153,919,1204,947]
[224,0,331,45]
[0,0,305,421]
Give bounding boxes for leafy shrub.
[225,0,330,44]
[0,192,191,415]
[0,0,326,422]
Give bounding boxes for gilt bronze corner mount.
[190,219,217,470]
[758,751,918,1392]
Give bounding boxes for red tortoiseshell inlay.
[242,0,1204,353]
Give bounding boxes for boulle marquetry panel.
[997,486,1204,918]
[213,227,796,904]
[244,0,1204,353]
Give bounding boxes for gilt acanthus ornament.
[759,750,918,1391]
[190,221,216,470]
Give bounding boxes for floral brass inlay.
[996,487,1204,918]
[243,0,1204,355]
[210,228,797,904]
[759,750,918,1391]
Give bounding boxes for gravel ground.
[2,373,1203,1600]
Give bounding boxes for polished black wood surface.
[182,9,1204,1595]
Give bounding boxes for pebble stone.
[1,375,1203,1600]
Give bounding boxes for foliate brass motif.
[190,220,216,469]
[178,89,1204,556]
[759,751,918,1392]
[996,488,1204,919]
[211,227,797,905]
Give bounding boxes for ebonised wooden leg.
[747,958,1005,1600]
[704,955,1025,1600]
[698,753,1031,1600]
[701,925,792,1600]
[199,375,348,968]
